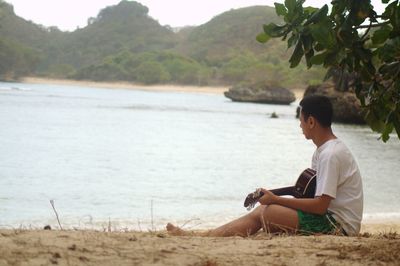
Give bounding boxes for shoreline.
[21,77,229,95]
[361,220,400,234]
[1,218,399,235]
[19,77,306,99]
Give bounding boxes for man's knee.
[259,204,299,232]
[259,204,278,222]
[250,205,267,219]
[251,204,289,224]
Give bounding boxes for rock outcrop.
[224,84,296,105]
[299,82,365,124]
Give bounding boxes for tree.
[257,0,400,142]
[0,38,39,79]
[134,61,170,84]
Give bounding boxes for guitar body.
[283,168,316,198]
[244,168,317,210]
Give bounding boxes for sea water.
[0,82,399,230]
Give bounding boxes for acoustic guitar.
[243,168,317,210]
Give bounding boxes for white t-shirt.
[311,139,363,236]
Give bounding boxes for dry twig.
[50,200,63,230]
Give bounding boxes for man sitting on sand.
[167,95,363,237]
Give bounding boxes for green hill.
[48,1,177,68]
[173,5,324,86]
[0,1,51,48]
[0,0,48,79]
[0,0,325,87]
[176,6,282,64]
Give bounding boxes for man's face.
[299,111,311,139]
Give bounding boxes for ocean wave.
[0,86,32,92]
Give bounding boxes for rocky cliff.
[300,82,365,124]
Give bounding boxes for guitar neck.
[270,186,295,197]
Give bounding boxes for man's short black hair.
[299,95,333,127]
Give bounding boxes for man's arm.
[258,188,332,215]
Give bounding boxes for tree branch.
[355,21,390,29]
[360,20,372,40]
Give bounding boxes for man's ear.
[308,116,316,129]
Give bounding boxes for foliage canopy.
[258,0,400,141]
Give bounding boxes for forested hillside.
[0,1,46,79]
[174,6,324,86]
[0,0,325,88]
[45,1,177,72]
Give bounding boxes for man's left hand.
[258,188,278,205]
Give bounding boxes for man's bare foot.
[166,223,189,236]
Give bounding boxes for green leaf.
[371,25,392,45]
[365,61,376,76]
[337,27,355,46]
[301,35,313,52]
[304,6,318,15]
[361,68,373,81]
[287,34,299,48]
[379,61,400,77]
[354,46,373,63]
[310,52,327,65]
[314,43,325,51]
[377,38,400,62]
[382,1,397,20]
[324,52,338,66]
[263,23,287,37]
[305,49,315,68]
[285,0,297,13]
[364,109,386,133]
[331,0,346,17]
[381,121,394,142]
[274,3,287,17]
[256,33,271,43]
[304,5,329,25]
[289,40,304,68]
[392,3,400,28]
[310,20,336,49]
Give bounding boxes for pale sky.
[5,0,386,31]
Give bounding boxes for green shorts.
[297,210,346,235]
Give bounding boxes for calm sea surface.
[0,82,399,230]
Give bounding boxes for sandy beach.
[20,77,306,100]
[21,77,228,95]
[1,222,399,266]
